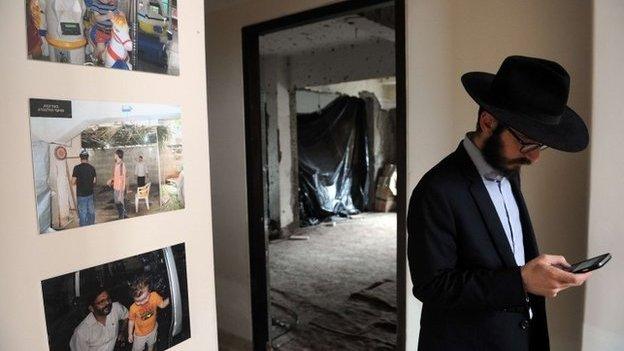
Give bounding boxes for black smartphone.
[568,253,611,274]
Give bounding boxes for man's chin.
[99,306,112,316]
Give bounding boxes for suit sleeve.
[407,183,527,311]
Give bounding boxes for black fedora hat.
[462,55,589,152]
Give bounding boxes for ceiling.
[259,14,394,56]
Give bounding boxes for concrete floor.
[268,212,397,350]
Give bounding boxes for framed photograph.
[41,243,190,350]
[26,0,179,75]
[29,98,185,234]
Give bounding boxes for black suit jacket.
[407,143,549,351]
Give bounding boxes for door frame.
[241,1,407,349]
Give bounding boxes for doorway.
[242,1,406,349]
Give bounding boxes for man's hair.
[115,149,124,159]
[79,149,89,160]
[85,285,109,307]
[130,275,150,298]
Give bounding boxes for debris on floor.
[288,235,310,241]
[269,213,397,350]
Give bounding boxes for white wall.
[261,55,296,232]
[583,1,624,349]
[0,1,218,350]
[405,1,456,348]
[275,60,295,231]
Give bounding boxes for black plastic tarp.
[298,96,370,226]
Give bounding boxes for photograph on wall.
[29,98,185,234]
[26,0,179,75]
[41,243,191,350]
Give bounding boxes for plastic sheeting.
[298,96,370,226]
[32,141,52,233]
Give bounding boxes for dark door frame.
[242,1,407,349]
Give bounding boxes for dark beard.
[482,126,529,178]
[93,302,112,317]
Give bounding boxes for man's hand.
[128,334,134,343]
[521,254,591,297]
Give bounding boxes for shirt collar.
[84,312,98,327]
[85,310,112,328]
[462,133,504,182]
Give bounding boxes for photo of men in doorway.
[29,98,185,234]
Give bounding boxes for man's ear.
[478,111,498,136]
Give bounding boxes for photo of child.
[128,275,170,351]
[41,244,190,351]
[25,0,179,75]
[90,0,119,63]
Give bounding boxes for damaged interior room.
[254,3,400,350]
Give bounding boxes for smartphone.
[568,253,611,274]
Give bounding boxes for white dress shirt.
[463,135,526,266]
[135,162,147,177]
[70,302,128,351]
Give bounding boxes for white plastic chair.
[135,182,151,212]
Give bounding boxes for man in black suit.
[407,56,592,351]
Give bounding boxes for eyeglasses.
[506,127,549,154]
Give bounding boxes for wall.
[207,0,593,349]
[583,1,624,349]
[261,55,294,233]
[260,56,283,230]
[0,1,218,350]
[404,1,456,348]
[275,59,295,232]
[308,77,397,110]
[296,89,340,113]
[289,39,395,88]
[89,145,182,186]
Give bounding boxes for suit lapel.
[455,144,518,268]
[509,175,540,261]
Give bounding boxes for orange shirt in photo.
[112,162,126,191]
[129,291,164,336]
